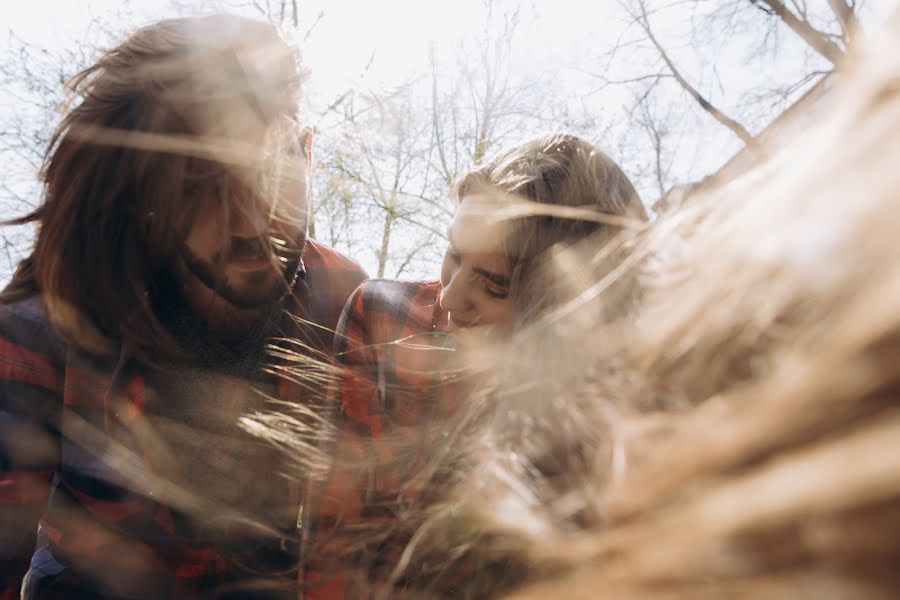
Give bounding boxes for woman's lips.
[448,314,476,329]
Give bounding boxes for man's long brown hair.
[1,14,306,361]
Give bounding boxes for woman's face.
[439,195,516,331]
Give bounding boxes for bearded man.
[0,14,366,599]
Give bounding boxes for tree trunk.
[377,209,393,278]
[756,0,845,65]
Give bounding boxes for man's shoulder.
[0,293,48,318]
[350,279,442,327]
[0,294,67,374]
[355,279,440,305]
[294,241,369,338]
[0,295,56,343]
[302,240,368,284]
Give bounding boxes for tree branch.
[754,0,845,64]
[636,1,756,147]
[393,234,437,279]
[826,0,858,44]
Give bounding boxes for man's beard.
[179,234,305,309]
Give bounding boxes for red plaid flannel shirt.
[0,240,366,600]
[300,279,457,599]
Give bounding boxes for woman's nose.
[440,268,474,315]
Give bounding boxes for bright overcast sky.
[4,0,894,147]
[5,0,894,161]
[2,0,622,101]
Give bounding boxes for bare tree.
[315,85,446,278]
[629,0,756,147]
[0,19,124,282]
[9,0,856,280]
[309,0,597,279]
[598,0,863,202]
[428,5,527,187]
[428,1,573,184]
[635,98,674,200]
[750,0,851,64]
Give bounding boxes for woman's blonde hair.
[454,133,648,323]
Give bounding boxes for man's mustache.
[224,236,267,261]
[218,235,304,263]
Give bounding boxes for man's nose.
[228,198,269,238]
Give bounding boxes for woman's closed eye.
[480,276,509,299]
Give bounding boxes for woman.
[330,11,900,600]
[300,133,648,598]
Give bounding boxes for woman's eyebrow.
[473,267,510,287]
[448,223,509,286]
